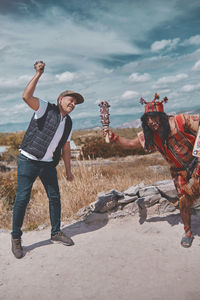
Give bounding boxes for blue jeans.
[12,153,61,238]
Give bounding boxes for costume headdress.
[139,93,168,113]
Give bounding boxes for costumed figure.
[103,93,200,248]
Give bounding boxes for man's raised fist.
[34,61,45,72]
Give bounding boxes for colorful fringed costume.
[109,92,200,246]
[138,113,200,202]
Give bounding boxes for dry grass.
[0,152,171,230]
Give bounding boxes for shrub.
[80,136,145,159]
[0,132,24,162]
[0,171,17,211]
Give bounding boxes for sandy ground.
[1,212,200,300]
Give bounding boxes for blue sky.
[1,0,200,131]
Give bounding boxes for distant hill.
[115,108,200,129]
[119,119,142,128]
[1,108,200,133]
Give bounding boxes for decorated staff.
[99,101,111,143]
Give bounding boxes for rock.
[74,179,179,226]
[109,211,128,219]
[97,190,124,200]
[147,204,160,215]
[118,195,138,204]
[93,196,118,213]
[139,186,159,198]
[61,222,65,228]
[122,202,139,215]
[124,185,139,196]
[154,181,178,200]
[138,182,146,189]
[154,179,174,186]
[158,198,176,213]
[109,189,124,198]
[191,201,200,210]
[137,194,161,208]
[37,224,47,230]
[75,206,91,218]
[89,201,97,211]
[84,212,108,224]
[93,190,124,213]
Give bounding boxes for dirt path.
[1,213,200,300]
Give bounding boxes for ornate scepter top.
[98,101,110,127]
[98,101,111,143]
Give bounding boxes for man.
[11,61,84,258]
[104,93,200,248]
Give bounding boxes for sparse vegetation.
[0,171,17,211]
[0,129,169,231]
[0,152,170,230]
[0,131,25,162]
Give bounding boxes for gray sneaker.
[51,231,74,246]
[11,238,23,259]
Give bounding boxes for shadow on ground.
[23,214,109,256]
[146,210,200,237]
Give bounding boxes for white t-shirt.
[21,99,72,162]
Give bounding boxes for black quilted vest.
[21,102,72,166]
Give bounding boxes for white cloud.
[0,11,139,80]
[181,83,200,92]
[158,89,171,94]
[0,75,32,89]
[0,40,7,50]
[151,38,180,52]
[129,72,151,82]
[12,102,30,113]
[103,68,114,74]
[121,90,139,100]
[182,35,200,46]
[0,71,78,93]
[192,60,200,71]
[167,91,179,99]
[55,72,76,82]
[155,73,188,85]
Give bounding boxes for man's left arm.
[62,141,74,181]
[182,114,200,134]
